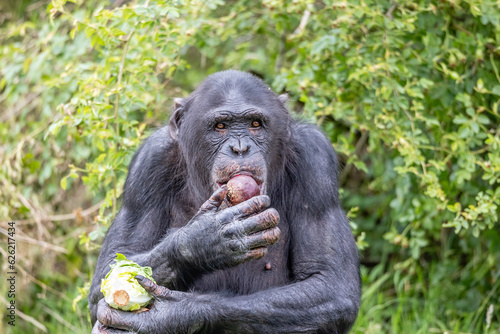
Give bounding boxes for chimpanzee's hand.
[93,275,215,334]
[150,185,280,276]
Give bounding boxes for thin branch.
[491,53,500,83]
[0,227,68,253]
[1,92,42,122]
[385,2,398,19]
[16,193,48,239]
[15,265,72,302]
[113,31,134,217]
[43,306,78,331]
[340,131,369,185]
[4,200,104,225]
[291,10,311,37]
[26,0,50,12]
[48,200,105,222]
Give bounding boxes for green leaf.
[476,78,484,91]
[61,176,68,190]
[491,85,500,96]
[477,114,490,125]
[116,253,127,261]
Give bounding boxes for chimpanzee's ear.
[278,93,288,105]
[169,97,186,141]
[278,93,289,114]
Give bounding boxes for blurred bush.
[0,0,498,333]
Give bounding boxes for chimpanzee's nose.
[230,138,250,156]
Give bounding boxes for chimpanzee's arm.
[214,205,360,333]
[88,127,188,324]
[89,127,279,326]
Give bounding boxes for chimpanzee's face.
[179,89,272,196]
[205,101,270,195]
[174,75,289,201]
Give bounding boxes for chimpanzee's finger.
[232,247,268,264]
[92,321,133,334]
[225,208,279,236]
[96,299,143,332]
[243,247,268,261]
[244,226,281,249]
[135,275,182,300]
[217,195,270,222]
[197,185,228,214]
[91,321,105,334]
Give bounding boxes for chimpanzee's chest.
[191,219,290,295]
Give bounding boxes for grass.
[352,262,500,334]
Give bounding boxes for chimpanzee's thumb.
[197,185,228,214]
[135,275,174,299]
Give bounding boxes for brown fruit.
[226,175,260,205]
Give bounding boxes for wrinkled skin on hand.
[150,185,280,277]
[92,275,203,334]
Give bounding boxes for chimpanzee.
[89,70,360,334]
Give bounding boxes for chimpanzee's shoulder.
[127,126,173,172]
[292,121,338,161]
[123,126,180,206]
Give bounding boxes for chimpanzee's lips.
[216,171,263,186]
[216,171,265,194]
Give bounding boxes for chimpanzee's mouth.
[215,171,266,195]
[217,171,263,185]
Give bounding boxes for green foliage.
[0,0,499,332]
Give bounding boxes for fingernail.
[135,275,144,281]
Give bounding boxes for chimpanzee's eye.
[215,123,226,130]
[251,120,261,128]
